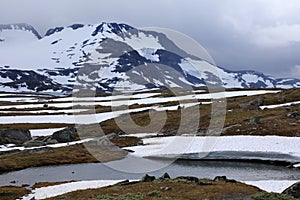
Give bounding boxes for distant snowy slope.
[0,22,299,93]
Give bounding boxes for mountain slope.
[0,22,299,93]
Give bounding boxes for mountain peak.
[91,22,135,36]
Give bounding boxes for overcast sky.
[1,0,300,78]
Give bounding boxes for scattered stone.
[24,147,53,155]
[21,184,30,188]
[158,173,171,181]
[35,136,58,144]
[199,181,213,186]
[287,111,300,118]
[45,139,58,145]
[0,129,31,145]
[21,135,59,147]
[106,133,118,140]
[214,176,237,183]
[282,181,300,198]
[214,176,227,181]
[249,117,261,125]
[137,140,144,146]
[176,176,199,183]
[124,149,135,153]
[117,180,140,186]
[116,180,130,185]
[160,186,171,191]
[141,174,156,182]
[239,97,264,110]
[225,179,238,183]
[23,140,46,148]
[289,123,298,126]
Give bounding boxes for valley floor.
[0,88,299,199]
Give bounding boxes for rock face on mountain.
[0,22,299,93]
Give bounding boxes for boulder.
[158,173,171,181]
[214,176,228,181]
[52,127,78,143]
[161,173,171,179]
[239,97,265,110]
[141,174,156,182]
[282,181,300,198]
[214,176,237,183]
[0,129,31,145]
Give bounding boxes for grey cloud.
[0,0,300,78]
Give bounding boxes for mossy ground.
[0,136,140,174]
[45,178,262,200]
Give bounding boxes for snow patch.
[20,180,124,200]
[243,180,298,193]
[260,101,300,110]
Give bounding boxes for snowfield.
[124,136,300,163]
[0,102,198,124]
[0,90,279,110]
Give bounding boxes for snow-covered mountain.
[0,22,299,93]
